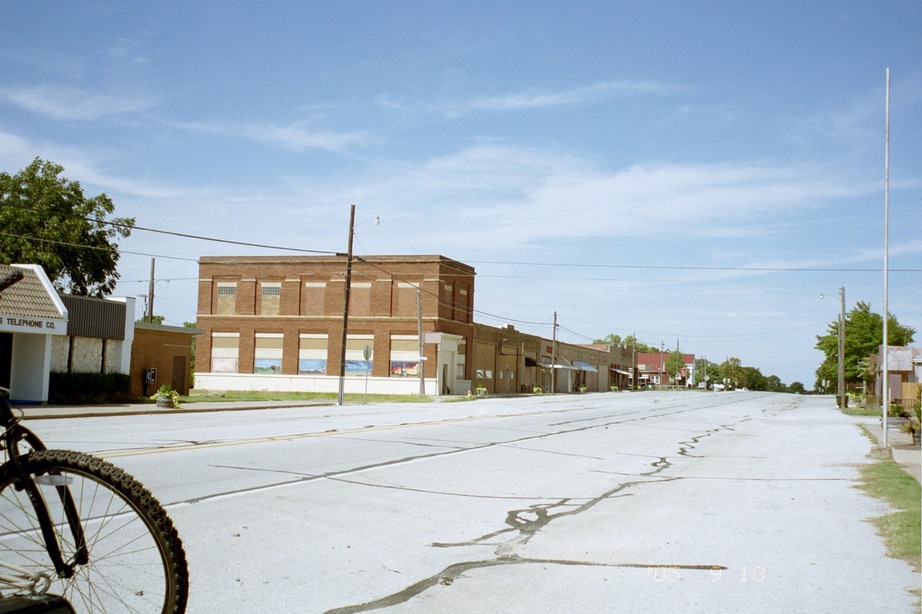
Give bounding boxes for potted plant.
[475,385,487,397]
[152,384,181,409]
[532,385,542,394]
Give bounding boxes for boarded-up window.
[211,333,239,372]
[216,283,237,315]
[350,282,371,316]
[396,283,417,318]
[260,283,281,316]
[303,282,326,315]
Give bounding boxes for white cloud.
[0,85,156,120]
[174,119,373,152]
[300,144,874,253]
[378,79,680,118]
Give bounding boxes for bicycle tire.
[0,450,188,613]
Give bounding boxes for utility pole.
[838,287,846,408]
[551,311,558,394]
[337,204,356,406]
[660,342,665,389]
[631,335,636,391]
[674,339,679,387]
[146,258,156,323]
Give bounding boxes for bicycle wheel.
[0,449,188,613]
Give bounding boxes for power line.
[467,258,922,273]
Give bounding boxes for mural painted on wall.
[347,360,372,375]
[390,361,419,377]
[299,359,327,375]
[255,359,282,374]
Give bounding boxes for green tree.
[136,315,166,325]
[592,334,657,353]
[664,350,687,385]
[788,381,806,394]
[0,158,134,297]
[720,357,743,389]
[185,321,198,382]
[739,366,766,391]
[765,375,784,392]
[814,301,915,393]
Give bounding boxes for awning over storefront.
[539,356,577,370]
[524,356,539,367]
[613,368,632,376]
[573,360,598,372]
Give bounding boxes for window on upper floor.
[350,282,371,316]
[260,283,281,316]
[216,283,237,315]
[302,282,327,315]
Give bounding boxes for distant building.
[131,323,200,398]
[0,264,68,404]
[195,255,475,395]
[194,254,636,396]
[636,352,696,388]
[870,346,922,407]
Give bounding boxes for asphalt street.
[19,392,922,613]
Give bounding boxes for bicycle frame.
[0,390,88,584]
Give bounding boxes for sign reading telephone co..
[0,316,68,335]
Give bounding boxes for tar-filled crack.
[325,413,751,612]
[324,556,726,613]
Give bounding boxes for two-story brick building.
[194,254,639,396]
[195,255,476,395]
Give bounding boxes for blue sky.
[1,1,920,386]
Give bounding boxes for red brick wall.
[130,326,195,398]
[196,255,476,380]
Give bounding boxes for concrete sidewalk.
[860,418,922,485]
[16,398,336,420]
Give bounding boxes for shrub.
[48,372,131,405]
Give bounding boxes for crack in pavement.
[328,416,750,611]
[324,556,727,613]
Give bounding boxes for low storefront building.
[0,264,68,404]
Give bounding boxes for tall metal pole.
[838,287,846,408]
[882,68,891,446]
[337,204,356,406]
[417,287,425,396]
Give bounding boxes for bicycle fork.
[17,472,89,579]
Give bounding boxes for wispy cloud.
[378,79,680,118]
[0,85,157,120]
[175,119,374,152]
[286,143,873,255]
[467,80,678,111]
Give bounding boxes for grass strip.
[856,460,921,572]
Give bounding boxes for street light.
[337,205,379,406]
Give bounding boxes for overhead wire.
[6,203,904,346]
